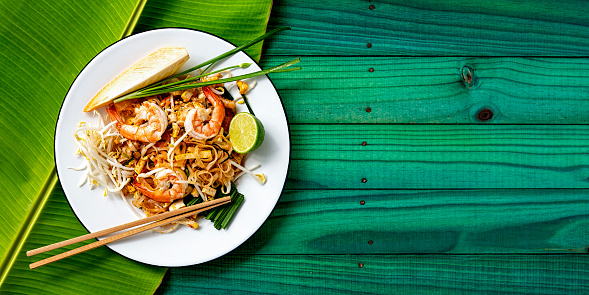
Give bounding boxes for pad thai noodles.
[73,74,264,232]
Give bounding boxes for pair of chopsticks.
[27,196,231,269]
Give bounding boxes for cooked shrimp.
[107,101,168,142]
[132,169,187,203]
[185,87,225,139]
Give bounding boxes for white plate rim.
[54,27,291,267]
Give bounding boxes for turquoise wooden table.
[2,0,588,294]
[152,1,589,293]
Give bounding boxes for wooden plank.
[283,124,589,189]
[265,0,589,56]
[260,56,589,124]
[231,189,589,254]
[160,254,589,294]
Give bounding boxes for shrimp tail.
[131,176,169,203]
[106,104,124,128]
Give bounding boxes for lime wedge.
[229,112,265,153]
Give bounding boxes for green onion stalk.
[113,27,300,103]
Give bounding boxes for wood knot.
[461,65,474,85]
[477,108,494,121]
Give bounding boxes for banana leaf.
[0,0,272,294]
[134,0,273,61]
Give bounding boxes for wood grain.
[285,124,589,189]
[160,254,589,294]
[265,0,589,56]
[148,0,589,293]
[231,189,589,254]
[260,56,589,124]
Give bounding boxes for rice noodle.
[74,81,264,232]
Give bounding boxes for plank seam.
[263,54,589,58]
[222,253,589,256]
[287,123,589,126]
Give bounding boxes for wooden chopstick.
[28,196,231,269]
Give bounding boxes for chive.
[115,58,301,102]
[123,27,291,95]
[168,27,290,81]
[138,63,250,94]
[196,184,245,230]
[220,87,235,101]
[241,94,255,116]
[185,195,203,206]
[213,203,232,229]
[220,193,244,229]
[205,204,221,220]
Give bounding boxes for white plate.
[55,28,290,267]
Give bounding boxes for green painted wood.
[285,124,589,189]
[153,0,589,292]
[260,56,589,124]
[265,0,589,56]
[160,254,589,294]
[229,189,589,254]
[156,0,589,293]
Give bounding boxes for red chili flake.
[359,263,364,268]
[361,178,367,183]
[368,68,374,72]
[365,107,371,113]
[366,43,372,48]
[361,141,367,146]
[360,200,365,205]
[368,240,373,245]
[369,5,375,10]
